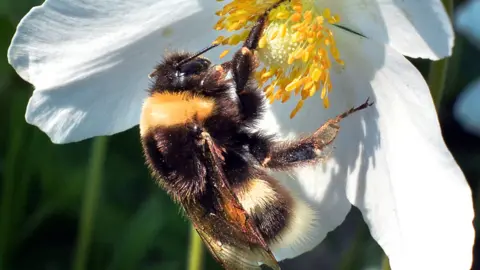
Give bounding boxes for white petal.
[456,0,480,47]
[454,78,480,136]
[262,28,474,268]
[255,104,351,260]
[320,0,454,59]
[336,29,474,269]
[8,0,224,143]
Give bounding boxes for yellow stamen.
[279,24,287,37]
[312,68,322,82]
[323,96,330,108]
[214,0,343,116]
[227,34,243,45]
[261,70,275,80]
[285,78,300,92]
[259,35,267,49]
[281,91,291,103]
[291,13,302,22]
[276,11,290,20]
[290,100,304,118]
[212,35,225,45]
[270,30,279,40]
[265,84,276,96]
[219,49,230,59]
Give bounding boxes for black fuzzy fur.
[140,0,332,250]
[141,48,326,244]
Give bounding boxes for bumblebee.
[140,1,372,269]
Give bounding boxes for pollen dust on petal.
[214,0,344,118]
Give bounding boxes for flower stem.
[444,36,466,102]
[0,93,27,270]
[381,254,391,270]
[72,137,108,270]
[339,221,368,270]
[187,224,204,270]
[427,0,454,110]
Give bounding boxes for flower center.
[214,0,343,118]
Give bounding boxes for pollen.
[219,49,230,59]
[214,0,344,118]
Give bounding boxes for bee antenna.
[175,43,219,68]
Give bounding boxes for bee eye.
[179,58,211,75]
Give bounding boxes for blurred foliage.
[0,0,479,270]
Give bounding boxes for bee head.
[149,45,218,93]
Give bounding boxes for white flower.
[455,0,480,136]
[8,0,474,269]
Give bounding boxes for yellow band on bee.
[140,92,215,136]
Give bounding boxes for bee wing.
[191,220,279,270]
[184,134,280,270]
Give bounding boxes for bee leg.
[243,0,289,50]
[227,2,287,123]
[218,0,287,122]
[249,133,322,170]
[232,0,288,93]
[250,99,373,170]
[311,98,374,147]
[231,47,256,94]
[229,45,263,123]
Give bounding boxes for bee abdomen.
[235,177,316,247]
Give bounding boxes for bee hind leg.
[250,134,327,170]
[249,99,373,170]
[311,98,374,148]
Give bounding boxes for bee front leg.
[227,1,289,123]
[231,47,256,94]
[228,39,263,123]
[231,0,288,93]
[243,0,289,50]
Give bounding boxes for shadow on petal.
[262,1,384,260]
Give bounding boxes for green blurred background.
[0,0,479,270]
